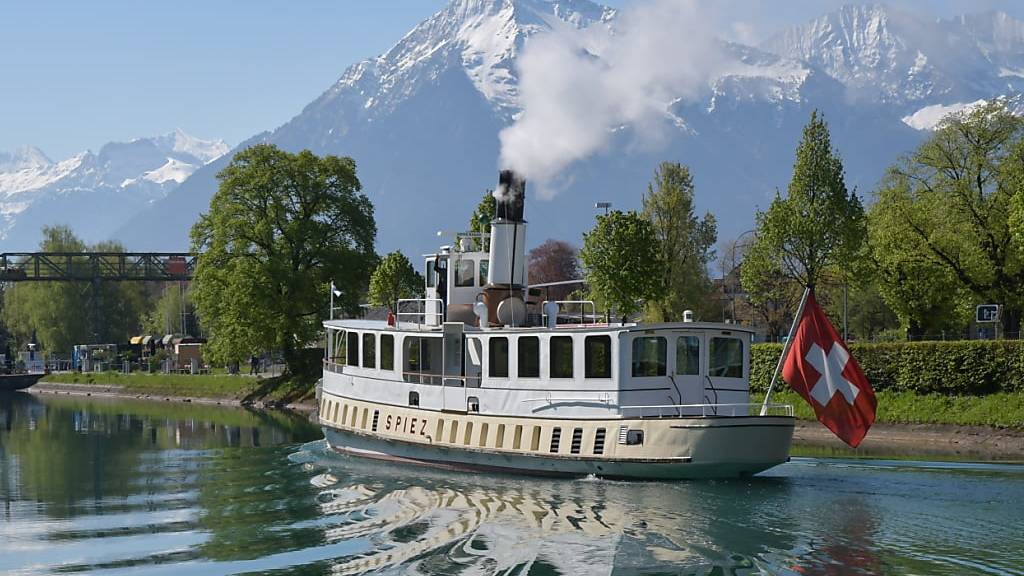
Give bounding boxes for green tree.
[742,110,866,313]
[190,144,376,375]
[641,162,717,321]
[2,226,148,354]
[469,191,496,234]
[368,251,424,311]
[142,284,197,335]
[580,210,664,319]
[870,102,1024,335]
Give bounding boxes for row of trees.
[739,103,1024,339]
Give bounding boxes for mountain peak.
[0,146,52,172]
[313,0,613,121]
[169,129,230,165]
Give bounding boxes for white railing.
[618,403,795,418]
[396,298,445,327]
[541,300,600,326]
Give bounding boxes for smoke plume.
[499,0,725,196]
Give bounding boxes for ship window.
[489,337,509,378]
[409,391,420,407]
[479,423,489,447]
[549,336,573,379]
[371,410,380,432]
[435,419,444,441]
[478,259,489,286]
[362,333,376,368]
[449,421,459,443]
[631,336,667,377]
[426,258,436,288]
[381,334,394,371]
[347,332,360,366]
[531,426,541,451]
[496,424,505,448]
[676,336,700,376]
[468,396,480,413]
[550,427,562,453]
[350,405,358,427]
[361,408,369,429]
[464,422,473,445]
[518,336,540,378]
[570,428,583,454]
[331,402,339,422]
[593,428,606,455]
[584,335,611,379]
[709,337,744,378]
[332,330,346,364]
[626,429,644,446]
[513,425,523,450]
[455,258,475,287]
[341,404,348,425]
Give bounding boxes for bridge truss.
[0,252,197,344]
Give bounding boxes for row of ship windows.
[327,331,745,380]
[318,397,639,456]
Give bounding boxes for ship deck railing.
[619,402,795,418]
[541,300,601,326]
[396,298,445,328]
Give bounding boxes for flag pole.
[760,285,811,416]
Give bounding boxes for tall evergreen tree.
[742,111,865,312]
[642,162,717,321]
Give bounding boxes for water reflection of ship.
[305,453,800,575]
[318,482,622,575]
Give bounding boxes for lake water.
[2,392,1022,575]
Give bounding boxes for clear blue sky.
[3,0,1023,160]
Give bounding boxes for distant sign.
[976,304,1000,323]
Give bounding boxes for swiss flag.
[782,292,877,447]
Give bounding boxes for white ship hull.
[318,394,794,479]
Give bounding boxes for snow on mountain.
[0,130,227,249]
[901,100,987,130]
[0,146,51,173]
[762,6,1024,109]
[117,2,1024,258]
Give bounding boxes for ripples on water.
[1,392,1023,575]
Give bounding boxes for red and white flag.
[782,292,876,447]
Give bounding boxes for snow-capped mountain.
[762,5,1024,110]
[0,129,227,249]
[117,2,1024,257]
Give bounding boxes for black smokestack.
[495,170,526,222]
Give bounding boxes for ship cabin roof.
[323,318,754,336]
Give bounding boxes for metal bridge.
[0,252,197,344]
[0,252,196,282]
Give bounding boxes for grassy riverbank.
[40,371,316,405]
[767,389,1024,428]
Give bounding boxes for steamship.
[317,171,794,479]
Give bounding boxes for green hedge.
[751,340,1024,396]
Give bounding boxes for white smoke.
[499,0,727,196]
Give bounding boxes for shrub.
[752,340,1024,396]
